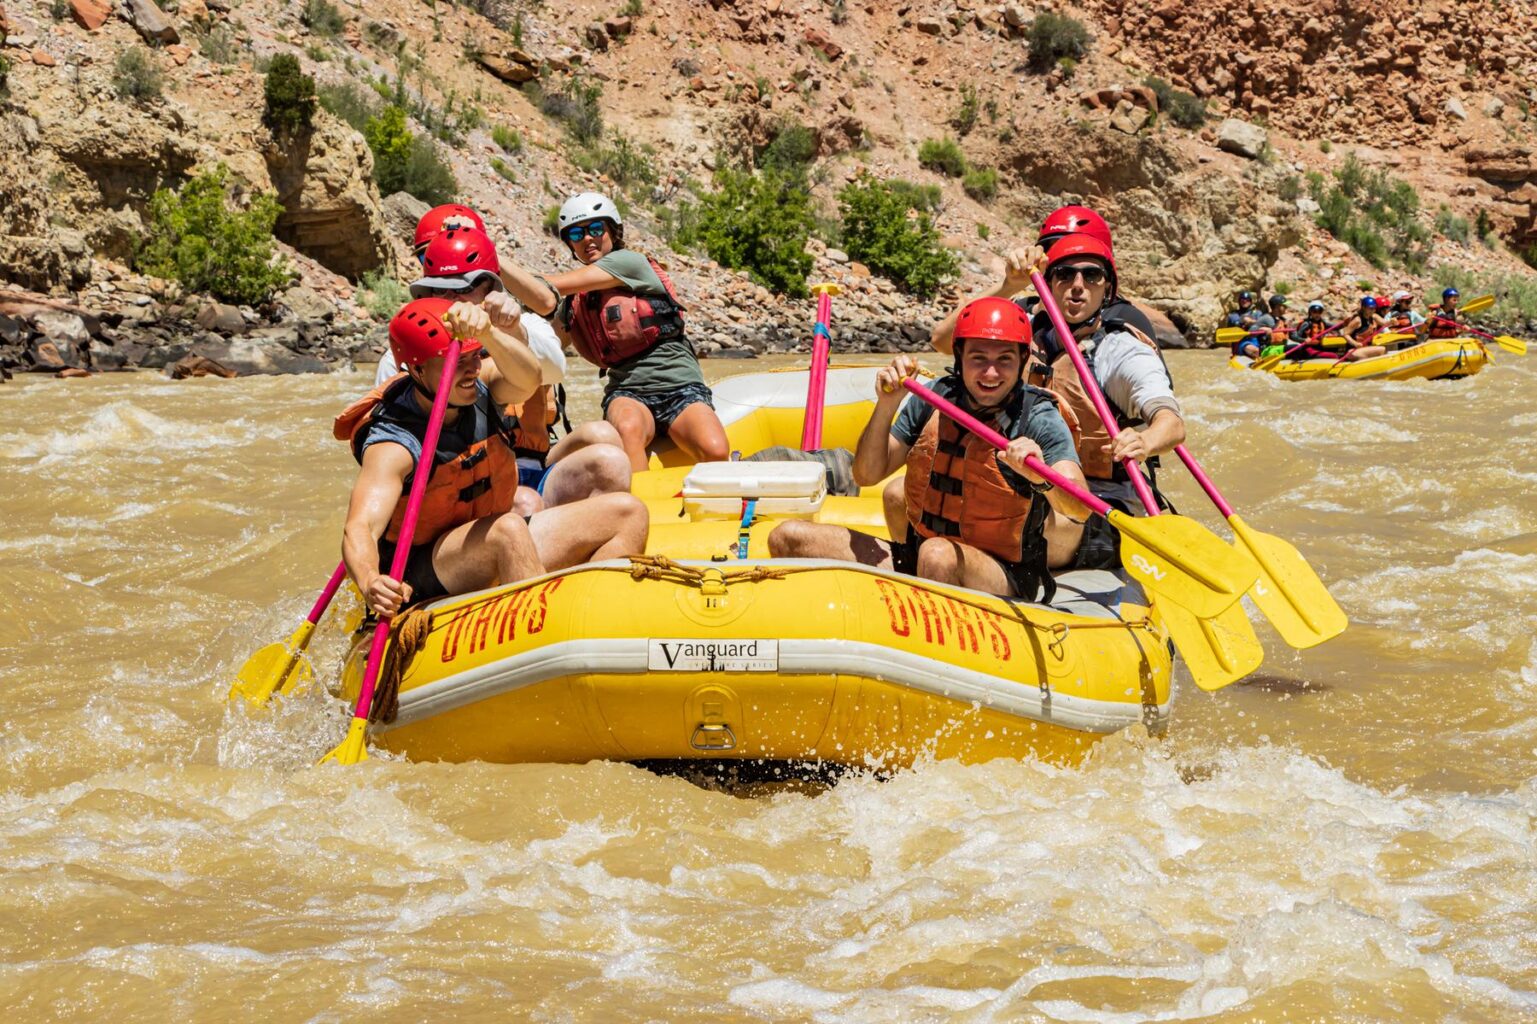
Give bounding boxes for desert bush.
[492,124,522,153]
[356,270,409,320]
[263,54,317,135]
[838,172,959,298]
[318,81,380,131]
[364,105,458,206]
[113,47,163,102]
[1027,13,1089,72]
[136,165,290,305]
[690,170,816,296]
[962,166,998,202]
[302,0,345,37]
[918,137,966,177]
[533,79,603,143]
[1143,76,1206,127]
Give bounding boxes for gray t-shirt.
[891,385,1079,468]
[558,249,704,396]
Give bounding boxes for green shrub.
[1307,155,1431,272]
[0,53,11,99]
[888,179,942,212]
[356,269,408,320]
[263,54,317,135]
[656,199,704,253]
[838,172,959,298]
[1432,204,1469,242]
[691,170,816,297]
[918,137,966,177]
[306,43,330,63]
[976,223,990,240]
[364,105,459,205]
[136,165,291,305]
[1475,209,1494,244]
[542,205,562,235]
[492,124,522,152]
[1277,175,1301,202]
[1026,13,1089,72]
[758,117,819,179]
[951,83,980,135]
[621,0,644,15]
[1319,139,1332,154]
[302,0,345,38]
[588,131,657,187]
[318,81,380,131]
[962,166,998,202]
[1143,76,1206,127]
[113,47,163,102]
[50,0,69,21]
[490,157,516,183]
[196,24,239,65]
[534,79,603,143]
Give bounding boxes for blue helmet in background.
[1443,287,1460,299]
[1360,296,1377,308]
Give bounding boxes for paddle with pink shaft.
[900,378,1255,619]
[1031,275,1263,688]
[800,283,841,450]
[230,561,349,706]
[320,338,463,766]
[1171,446,1347,649]
[1427,315,1526,355]
[1252,318,1351,370]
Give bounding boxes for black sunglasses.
[561,221,608,244]
[1048,263,1108,287]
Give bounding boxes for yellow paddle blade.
[228,621,317,706]
[318,716,371,766]
[809,282,842,296]
[1214,326,1254,346]
[1376,331,1416,345]
[1459,294,1493,315]
[1108,510,1259,619]
[1227,515,1348,649]
[1493,335,1527,355]
[1159,597,1264,691]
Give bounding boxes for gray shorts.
[602,382,715,435]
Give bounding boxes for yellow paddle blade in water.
[1229,515,1349,649]
[1108,510,1259,620]
[1492,335,1527,355]
[318,716,371,766]
[228,621,317,706]
[1159,596,1264,691]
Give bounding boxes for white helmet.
[557,192,622,230]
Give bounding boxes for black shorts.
[376,538,447,605]
[603,382,715,435]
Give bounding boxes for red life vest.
[1028,322,1162,481]
[567,255,687,368]
[902,377,1055,597]
[1427,304,1461,338]
[333,374,521,546]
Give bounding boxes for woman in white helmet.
[500,192,729,471]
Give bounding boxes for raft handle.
[690,722,737,751]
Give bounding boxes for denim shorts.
[602,382,715,435]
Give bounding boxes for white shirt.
[374,313,566,387]
[1084,328,1181,424]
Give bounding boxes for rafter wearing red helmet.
[930,204,1157,355]
[768,297,1091,602]
[1026,233,1187,573]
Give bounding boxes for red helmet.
[411,227,502,297]
[954,296,1032,346]
[1044,233,1119,299]
[1038,205,1113,250]
[388,297,482,369]
[413,204,485,251]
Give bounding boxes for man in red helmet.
[338,297,649,617]
[1026,233,1185,570]
[412,204,486,263]
[930,204,1158,352]
[769,297,1089,600]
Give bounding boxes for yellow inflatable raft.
[339,367,1173,770]
[1231,338,1489,382]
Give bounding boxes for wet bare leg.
[528,492,650,570]
[604,396,658,472]
[667,401,731,463]
[768,520,895,568]
[430,512,546,593]
[512,485,545,517]
[540,445,632,506]
[881,475,909,543]
[914,537,1013,597]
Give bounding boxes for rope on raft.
[370,604,433,724]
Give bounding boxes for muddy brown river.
[1,350,1534,1021]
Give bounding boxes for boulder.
[30,309,91,352]
[1216,117,1268,159]
[916,18,945,35]
[380,191,430,246]
[1004,4,1031,29]
[195,301,246,334]
[69,0,112,31]
[122,0,180,45]
[604,16,633,38]
[1129,301,1188,349]
[584,24,609,51]
[264,111,395,279]
[477,51,539,84]
[182,334,331,375]
[1444,96,1468,120]
[279,285,335,322]
[167,353,238,379]
[1110,99,1151,135]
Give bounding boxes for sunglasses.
[560,221,608,244]
[1047,263,1108,287]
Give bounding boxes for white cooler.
[681,461,828,519]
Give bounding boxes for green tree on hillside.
[136,165,291,305]
[838,173,958,298]
[691,169,816,297]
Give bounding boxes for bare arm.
[499,261,627,316]
[343,442,414,616]
[444,302,540,407]
[930,245,1040,354]
[853,356,918,486]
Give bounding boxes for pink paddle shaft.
[1173,446,1235,518]
[308,562,348,625]
[1029,271,1160,516]
[901,378,1112,518]
[800,290,835,450]
[348,339,463,725]
[1273,318,1350,362]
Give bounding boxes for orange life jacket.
[333,374,521,547]
[510,384,559,458]
[567,255,687,368]
[1386,310,1416,331]
[1427,304,1460,338]
[902,377,1056,600]
[1028,322,1165,481]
